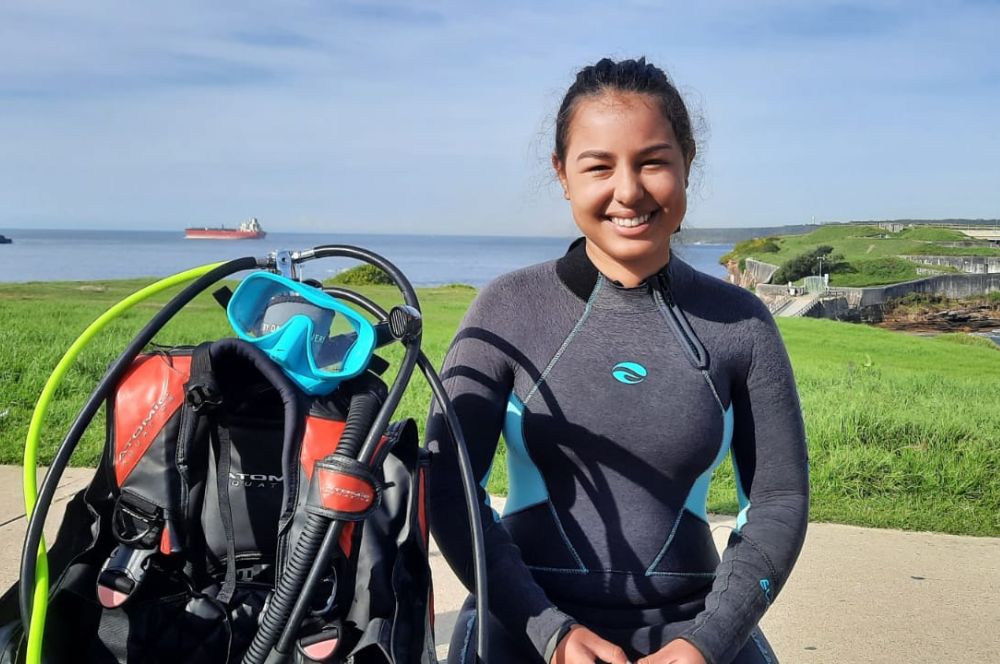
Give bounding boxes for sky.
[1,1,998,236]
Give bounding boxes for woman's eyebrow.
[576,149,613,161]
[576,143,675,161]
[638,142,675,155]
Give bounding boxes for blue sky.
[1,1,998,235]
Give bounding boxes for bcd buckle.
[186,380,222,412]
[96,545,157,608]
[295,624,342,663]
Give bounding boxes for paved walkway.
[774,293,822,317]
[2,466,998,662]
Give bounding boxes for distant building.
[877,222,907,233]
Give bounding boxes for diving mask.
[226,271,376,395]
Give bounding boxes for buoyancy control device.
[0,246,489,663]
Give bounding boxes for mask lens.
[314,315,360,373]
[230,276,298,339]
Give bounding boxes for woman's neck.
[584,240,671,287]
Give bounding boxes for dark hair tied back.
[554,57,695,168]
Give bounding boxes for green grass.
[906,244,1000,257]
[726,224,1000,286]
[828,257,922,287]
[895,226,967,242]
[2,280,998,536]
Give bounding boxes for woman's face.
[554,92,691,280]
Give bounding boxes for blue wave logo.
[612,361,647,385]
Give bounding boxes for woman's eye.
[643,160,669,168]
[584,164,610,173]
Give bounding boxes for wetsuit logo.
[612,362,647,384]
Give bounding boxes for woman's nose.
[613,168,644,207]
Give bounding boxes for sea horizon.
[0,228,733,286]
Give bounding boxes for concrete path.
[2,466,998,663]
[774,293,822,317]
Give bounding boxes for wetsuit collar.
[556,237,694,302]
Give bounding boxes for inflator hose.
[18,257,261,662]
[325,287,490,661]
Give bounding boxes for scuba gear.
[3,245,489,663]
[226,271,377,395]
[17,258,258,664]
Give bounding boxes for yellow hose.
[22,262,224,663]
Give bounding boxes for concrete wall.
[757,273,1000,322]
[832,273,1000,307]
[741,258,780,287]
[903,255,1000,274]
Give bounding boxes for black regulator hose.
[324,287,490,661]
[241,386,383,664]
[18,256,262,632]
[246,337,422,662]
[244,246,427,663]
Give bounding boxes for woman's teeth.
[608,212,652,228]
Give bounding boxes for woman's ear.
[552,153,570,200]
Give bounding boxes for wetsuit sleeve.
[426,283,577,662]
[679,307,809,664]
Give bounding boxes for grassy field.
[723,224,1000,287]
[1,279,998,536]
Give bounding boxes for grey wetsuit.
[427,240,809,664]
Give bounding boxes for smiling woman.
[552,60,696,287]
[427,58,808,664]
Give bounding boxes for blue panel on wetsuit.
[683,404,735,522]
[733,448,752,532]
[501,393,549,515]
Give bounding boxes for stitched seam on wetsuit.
[523,275,604,406]
[528,567,715,577]
[749,630,775,664]
[527,564,589,575]
[548,500,588,571]
[701,369,725,413]
[738,531,779,582]
[687,557,735,639]
[646,376,726,575]
[645,508,686,575]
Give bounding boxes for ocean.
[0,229,732,286]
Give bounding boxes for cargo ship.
[184,217,266,240]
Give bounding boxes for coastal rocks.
[879,304,1000,333]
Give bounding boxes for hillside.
[721,224,1000,287]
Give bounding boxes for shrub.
[328,264,394,286]
[719,236,781,265]
[772,245,836,283]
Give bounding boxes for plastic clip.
[96,545,157,608]
[295,625,341,663]
[186,381,222,412]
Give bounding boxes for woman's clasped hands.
[552,627,706,664]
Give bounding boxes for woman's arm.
[677,306,810,664]
[427,282,577,661]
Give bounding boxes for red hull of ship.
[184,229,266,240]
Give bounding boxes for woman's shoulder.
[461,258,584,341]
[672,256,772,322]
[471,258,564,310]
